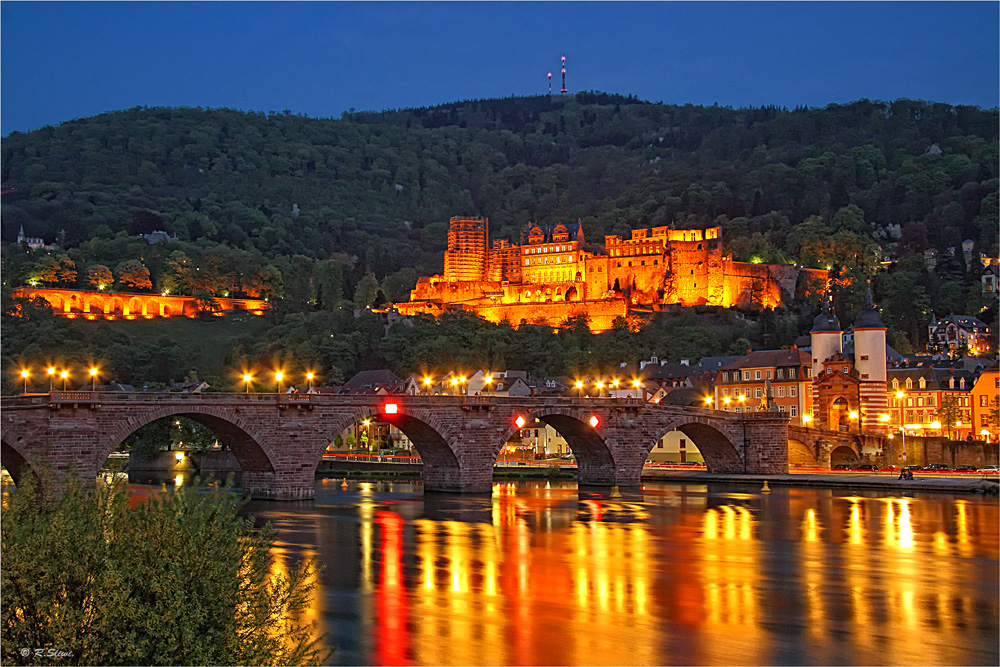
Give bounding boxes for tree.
[55,256,77,285]
[87,264,113,289]
[115,259,152,290]
[936,395,962,440]
[192,289,220,318]
[1,475,329,666]
[353,274,379,309]
[27,256,60,285]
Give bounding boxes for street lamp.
[483,374,493,395]
[60,370,69,390]
[423,376,433,394]
[20,369,29,394]
[47,366,55,392]
[802,414,812,425]
[275,371,283,393]
[90,367,98,391]
[880,413,891,471]
[575,380,585,397]
[704,396,714,408]
[306,372,315,390]
[243,373,253,393]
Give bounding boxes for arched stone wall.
[97,407,276,481]
[788,438,819,466]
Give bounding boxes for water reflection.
[242,481,997,666]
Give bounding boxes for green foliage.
[114,259,151,290]
[86,264,112,289]
[1,475,329,666]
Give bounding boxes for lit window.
[789,387,797,397]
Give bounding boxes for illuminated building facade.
[11,287,269,320]
[399,216,827,332]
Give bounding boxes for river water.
[235,479,1000,666]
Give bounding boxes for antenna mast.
[548,72,552,96]
[561,55,567,94]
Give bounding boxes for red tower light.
[514,414,526,429]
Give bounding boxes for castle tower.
[810,292,842,418]
[852,287,888,432]
[444,216,488,282]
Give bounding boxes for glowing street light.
[20,369,29,394]
[275,371,283,393]
[306,372,315,389]
[802,414,812,425]
[90,367,99,391]
[423,376,433,395]
[47,366,55,392]
[60,370,69,390]
[243,373,253,393]
[484,374,493,396]
[704,396,713,407]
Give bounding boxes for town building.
[397,216,828,332]
[927,314,992,356]
[970,362,998,442]
[713,349,813,424]
[885,366,977,440]
[17,226,57,251]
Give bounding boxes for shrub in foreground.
[1,476,328,665]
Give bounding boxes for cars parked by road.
[978,465,999,474]
[923,463,951,471]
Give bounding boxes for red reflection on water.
[375,510,410,666]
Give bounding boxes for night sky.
[2,1,997,135]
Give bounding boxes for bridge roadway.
[1,391,860,499]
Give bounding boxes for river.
[231,479,1000,666]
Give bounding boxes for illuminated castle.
[397,216,827,331]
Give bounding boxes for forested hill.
[2,94,997,281]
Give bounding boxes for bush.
[1,475,329,665]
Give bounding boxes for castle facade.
[397,216,826,331]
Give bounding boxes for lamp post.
[576,380,585,398]
[90,367,98,391]
[880,413,891,472]
[47,366,55,392]
[275,371,283,393]
[306,372,314,390]
[20,369,29,394]
[633,378,644,401]
[60,370,69,390]
[483,374,493,396]
[704,396,714,409]
[243,373,252,393]
[423,376,433,395]
[849,410,859,434]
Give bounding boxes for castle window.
[617,262,622,268]
[698,243,702,250]
[654,260,658,265]
[628,261,632,267]
[598,266,603,272]
[690,270,694,275]
[641,261,645,266]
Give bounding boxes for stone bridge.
[788,424,876,466]
[1,392,789,499]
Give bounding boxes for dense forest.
[2,93,997,393]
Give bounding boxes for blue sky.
[2,1,997,135]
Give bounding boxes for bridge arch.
[788,438,819,467]
[0,431,36,487]
[648,419,744,473]
[829,445,860,466]
[97,407,276,490]
[496,407,616,485]
[323,406,468,492]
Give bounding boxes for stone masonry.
[2,392,791,499]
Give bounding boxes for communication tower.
[561,55,567,93]
[548,72,552,96]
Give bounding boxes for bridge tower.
[810,293,842,415]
